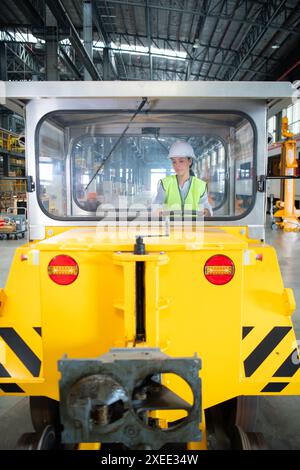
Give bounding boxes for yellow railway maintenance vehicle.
[0,81,300,450]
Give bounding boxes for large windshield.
[37,111,255,219]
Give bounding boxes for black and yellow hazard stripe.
[273,348,300,377]
[0,364,25,393]
[243,326,292,377]
[0,327,41,377]
[261,382,289,393]
[242,326,300,393]
[0,383,24,393]
[242,326,254,339]
[0,363,10,377]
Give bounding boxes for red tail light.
[48,255,79,285]
[204,255,235,285]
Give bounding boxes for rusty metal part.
[58,348,201,449]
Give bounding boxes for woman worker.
[153,140,213,216]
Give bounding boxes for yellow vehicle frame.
[0,224,298,449]
[0,81,300,450]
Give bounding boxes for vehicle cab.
[0,81,299,450]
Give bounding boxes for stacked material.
[0,217,16,233]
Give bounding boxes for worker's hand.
[203,208,210,217]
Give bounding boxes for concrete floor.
[0,224,300,449]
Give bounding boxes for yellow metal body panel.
[0,226,299,430]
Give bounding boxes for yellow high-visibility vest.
[161,175,207,210]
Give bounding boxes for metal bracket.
[58,348,201,449]
[26,176,35,193]
[257,175,266,193]
[257,174,300,193]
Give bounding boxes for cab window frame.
[35,109,257,222]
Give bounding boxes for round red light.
[204,255,235,285]
[48,255,79,285]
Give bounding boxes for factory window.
[36,111,256,220]
[286,100,300,135]
[268,116,277,143]
[37,120,67,216]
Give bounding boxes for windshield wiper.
[85,97,148,191]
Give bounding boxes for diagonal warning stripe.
[273,348,300,377]
[242,326,254,339]
[0,363,10,377]
[244,326,292,377]
[33,327,42,337]
[0,328,41,377]
[0,383,24,393]
[261,382,289,393]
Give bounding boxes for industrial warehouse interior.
[0,0,300,455]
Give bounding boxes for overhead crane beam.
[59,46,82,80]
[45,0,101,80]
[92,1,119,79]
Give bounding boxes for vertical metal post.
[0,113,9,131]
[103,47,111,80]
[146,0,152,80]
[46,6,58,80]
[275,112,285,201]
[273,117,300,230]
[3,155,10,177]
[0,43,7,80]
[270,193,274,221]
[275,112,282,143]
[83,0,93,80]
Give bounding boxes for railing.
[0,179,26,193]
[0,129,25,153]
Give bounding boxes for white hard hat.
[168,140,195,159]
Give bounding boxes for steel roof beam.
[92,2,109,45]
[122,62,263,81]
[2,2,299,37]
[185,0,208,80]
[92,3,119,78]
[105,0,128,78]
[83,0,93,80]
[106,46,272,76]
[145,0,153,80]
[110,32,280,64]
[59,45,82,79]
[212,1,259,79]
[224,0,288,80]
[104,0,300,36]
[204,0,241,80]
[196,0,226,80]
[5,41,42,74]
[45,0,101,80]
[238,1,300,80]
[11,0,44,28]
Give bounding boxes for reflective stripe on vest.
[161,175,207,210]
